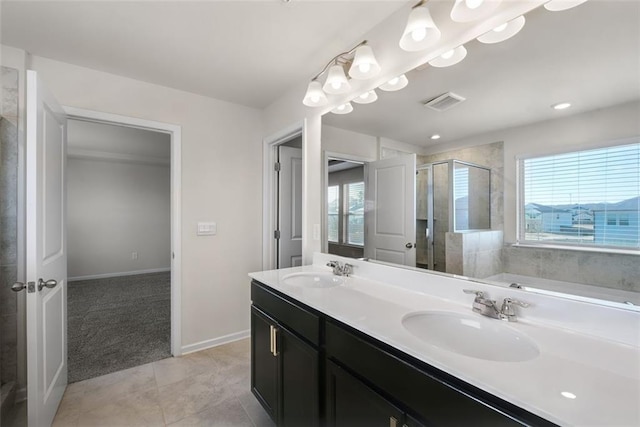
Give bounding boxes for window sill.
[512,242,639,256]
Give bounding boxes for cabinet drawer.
[251,280,320,346]
[326,321,552,427]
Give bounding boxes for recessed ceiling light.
[552,102,572,110]
[561,391,577,399]
[431,134,441,140]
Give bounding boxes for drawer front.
[251,280,320,346]
[326,321,552,427]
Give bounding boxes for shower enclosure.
[416,160,491,271]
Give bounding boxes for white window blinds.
[521,142,640,249]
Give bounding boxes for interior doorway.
[262,122,305,270]
[66,118,172,382]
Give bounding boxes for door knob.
[38,278,58,292]
[11,282,26,292]
[405,243,414,249]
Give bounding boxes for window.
[326,181,365,247]
[520,142,640,250]
[345,182,365,245]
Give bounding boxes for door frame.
[63,106,183,356]
[262,121,305,270]
[321,151,375,254]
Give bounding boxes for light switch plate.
[197,222,217,236]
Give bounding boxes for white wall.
[12,52,264,352]
[67,157,170,279]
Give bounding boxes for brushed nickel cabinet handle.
[269,325,274,355]
[389,416,398,427]
[273,328,279,356]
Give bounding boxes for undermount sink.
[281,272,344,288]
[402,311,539,362]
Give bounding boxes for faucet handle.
[502,298,530,308]
[463,289,484,298]
[327,261,339,268]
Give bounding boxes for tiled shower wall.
[1,66,19,395]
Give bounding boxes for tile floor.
[53,338,274,427]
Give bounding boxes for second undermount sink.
[402,311,539,362]
[281,272,344,288]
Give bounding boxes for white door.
[365,154,416,266]
[278,146,303,268]
[26,70,68,427]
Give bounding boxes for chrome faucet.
[463,289,529,322]
[327,261,353,277]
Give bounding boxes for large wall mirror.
[320,0,640,307]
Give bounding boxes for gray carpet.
[67,272,171,383]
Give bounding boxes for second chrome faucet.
[463,289,530,322]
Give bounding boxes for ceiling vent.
[423,92,466,112]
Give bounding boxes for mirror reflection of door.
[365,154,417,266]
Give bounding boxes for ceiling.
[1,0,407,109]
[323,0,640,147]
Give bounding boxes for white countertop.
[249,253,640,427]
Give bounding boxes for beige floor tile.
[153,351,219,388]
[237,391,275,427]
[52,389,84,427]
[78,363,157,413]
[157,371,236,425]
[167,397,253,427]
[77,387,165,427]
[68,362,156,396]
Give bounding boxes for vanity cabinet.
[251,282,320,427]
[251,279,556,427]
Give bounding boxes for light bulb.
[358,63,371,74]
[411,27,427,42]
[441,49,455,59]
[493,23,508,32]
[465,0,484,9]
[337,105,346,111]
[388,77,399,85]
[360,93,370,100]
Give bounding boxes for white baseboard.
[68,268,171,282]
[180,330,250,356]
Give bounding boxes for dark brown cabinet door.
[326,361,405,427]
[280,328,320,427]
[251,306,279,421]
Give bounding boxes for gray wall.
[1,66,19,406]
[67,157,170,279]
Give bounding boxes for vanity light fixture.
[352,90,378,105]
[302,80,329,107]
[323,63,351,95]
[552,102,572,110]
[349,45,381,80]
[429,45,468,68]
[399,1,441,52]
[302,40,380,106]
[544,0,588,12]
[379,74,409,92]
[477,15,526,44]
[331,102,354,115]
[451,0,502,23]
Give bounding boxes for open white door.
[365,154,416,266]
[26,70,67,427]
[278,145,303,268]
